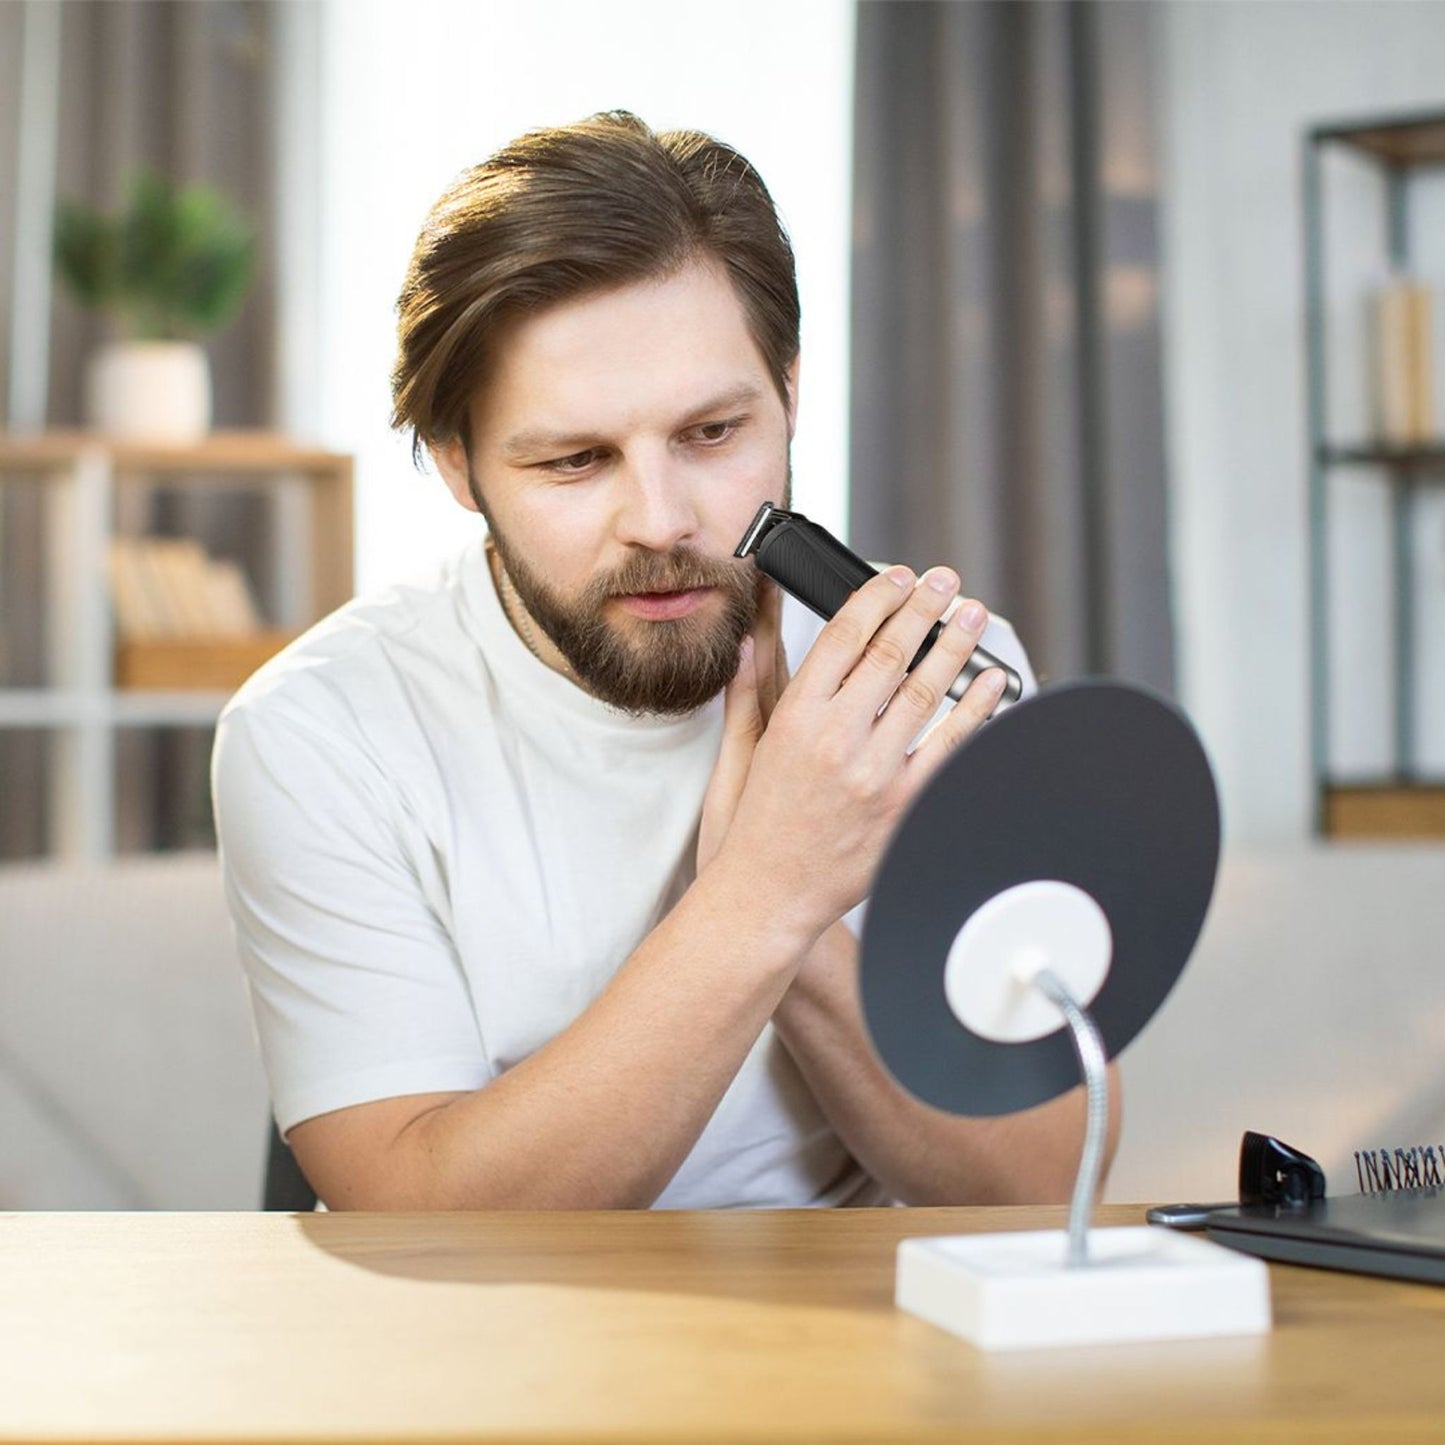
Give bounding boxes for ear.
[431,435,482,514]
[784,354,800,440]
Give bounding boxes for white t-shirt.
[212,535,1035,1209]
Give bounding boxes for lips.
[613,587,714,621]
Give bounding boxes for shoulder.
[219,542,485,753]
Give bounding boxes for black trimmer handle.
[734,502,1023,705]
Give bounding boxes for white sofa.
[2,843,1442,1210]
[0,851,268,1209]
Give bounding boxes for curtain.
[0,0,286,858]
[0,0,280,429]
[850,0,1173,693]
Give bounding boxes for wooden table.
[3,1204,1445,1442]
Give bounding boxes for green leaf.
[53,202,119,308]
[52,168,257,338]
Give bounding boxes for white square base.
[897,1226,1272,1351]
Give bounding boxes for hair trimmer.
[733,501,1023,705]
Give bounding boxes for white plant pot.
[85,340,212,443]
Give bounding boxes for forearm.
[326,864,815,1211]
[771,923,1122,1205]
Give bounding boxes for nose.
[612,448,702,553]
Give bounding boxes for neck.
[485,536,575,680]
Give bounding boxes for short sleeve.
[212,701,489,1135]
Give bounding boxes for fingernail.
[924,567,958,594]
[886,566,914,588]
[984,668,1007,694]
[954,600,987,631]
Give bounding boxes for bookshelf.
[0,432,353,860]
[1304,110,1445,838]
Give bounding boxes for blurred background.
[0,0,1442,1212]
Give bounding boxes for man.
[213,111,1118,1211]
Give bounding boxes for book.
[1206,1145,1445,1285]
[106,539,168,639]
[147,540,217,637]
[203,560,263,636]
[106,539,265,640]
[1206,1190,1445,1285]
[1372,277,1435,447]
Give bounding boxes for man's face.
[434,259,796,715]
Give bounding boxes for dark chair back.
[263,1120,319,1211]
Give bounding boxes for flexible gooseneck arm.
[1032,967,1110,1268]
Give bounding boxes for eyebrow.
[498,381,767,460]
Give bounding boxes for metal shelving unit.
[1304,110,1445,838]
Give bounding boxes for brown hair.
[390,111,800,465]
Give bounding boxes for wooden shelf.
[1319,443,1445,472]
[114,632,298,692]
[1312,113,1445,167]
[0,432,353,859]
[1324,784,1445,839]
[0,429,351,473]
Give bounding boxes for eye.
[542,448,603,474]
[690,417,744,445]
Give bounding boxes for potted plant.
[54,170,257,442]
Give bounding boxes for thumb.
[720,635,763,752]
[698,637,762,873]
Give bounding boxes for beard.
[485,517,772,718]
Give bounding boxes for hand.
[697,579,789,874]
[705,564,1006,941]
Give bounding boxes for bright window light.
[314,0,856,593]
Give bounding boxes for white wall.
[313,0,856,594]
[1160,0,1445,843]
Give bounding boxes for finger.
[772,604,791,702]
[722,635,762,749]
[872,591,990,754]
[707,637,762,808]
[836,565,961,719]
[754,581,783,722]
[905,667,1009,784]
[787,566,917,701]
